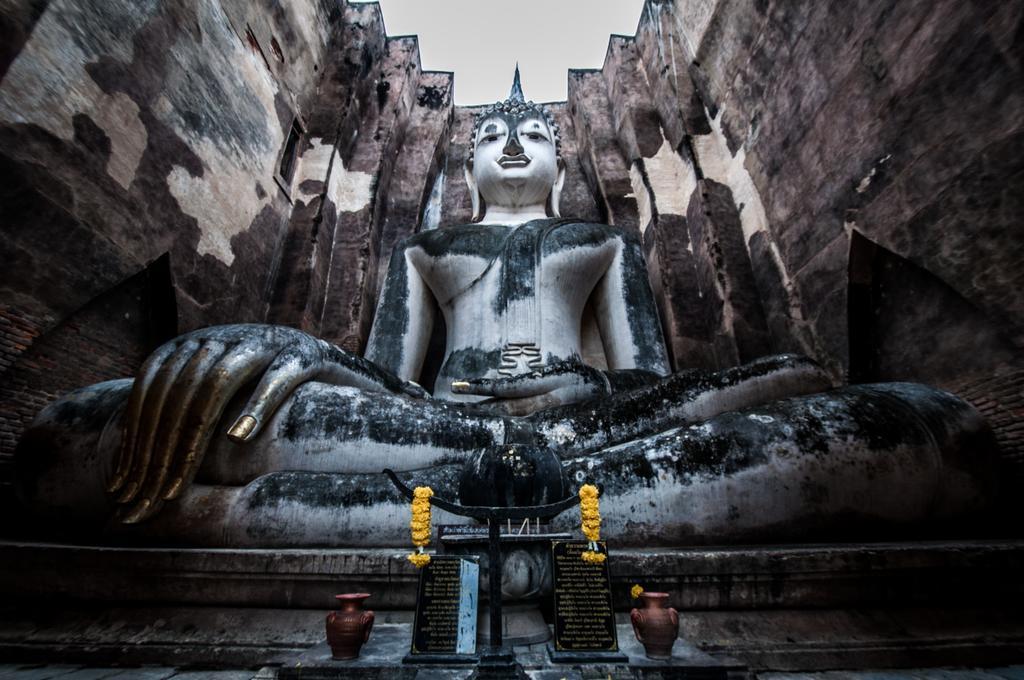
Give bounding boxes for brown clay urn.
[629,591,679,659]
[325,593,374,660]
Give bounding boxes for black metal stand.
[384,469,578,678]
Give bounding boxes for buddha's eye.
[481,134,500,144]
[526,133,544,141]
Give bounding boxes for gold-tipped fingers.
[491,374,560,400]
[163,347,273,501]
[116,340,200,503]
[228,347,320,443]
[227,415,257,442]
[109,341,180,494]
[121,341,226,524]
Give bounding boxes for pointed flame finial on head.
[510,63,525,103]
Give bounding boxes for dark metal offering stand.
[384,468,580,678]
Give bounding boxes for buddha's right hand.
[106,324,426,523]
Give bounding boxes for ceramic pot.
[326,593,374,660]
[630,591,678,659]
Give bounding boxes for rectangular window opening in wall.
[274,117,304,200]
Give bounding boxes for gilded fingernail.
[163,477,183,500]
[227,415,258,442]
[452,381,470,390]
[106,475,125,494]
[122,498,151,524]
[117,481,139,503]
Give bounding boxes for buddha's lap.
[100,382,997,547]
[15,366,997,547]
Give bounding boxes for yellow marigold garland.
[407,486,434,568]
[578,484,606,564]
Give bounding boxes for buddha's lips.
[498,155,530,168]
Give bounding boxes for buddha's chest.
[408,221,619,310]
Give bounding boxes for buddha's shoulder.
[399,223,509,257]
[396,219,634,256]
[544,219,637,248]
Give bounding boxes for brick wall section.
[0,306,38,375]
[0,260,176,487]
[955,371,1024,477]
[0,305,45,457]
[0,311,140,461]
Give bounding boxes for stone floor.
[0,669,270,679]
[760,671,1024,680]
[0,665,1022,679]
[2,540,1022,676]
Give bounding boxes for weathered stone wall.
[0,0,339,476]
[597,0,1024,470]
[682,0,1022,376]
[265,5,459,356]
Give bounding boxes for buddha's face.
[470,111,559,211]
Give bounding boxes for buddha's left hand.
[452,360,611,416]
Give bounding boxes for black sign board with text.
[550,540,625,661]
[407,555,478,663]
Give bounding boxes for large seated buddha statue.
[15,75,997,547]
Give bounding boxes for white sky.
[351,0,647,105]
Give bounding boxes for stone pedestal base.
[477,603,550,646]
[276,624,744,679]
[2,540,1024,670]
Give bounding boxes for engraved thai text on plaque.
[551,540,619,652]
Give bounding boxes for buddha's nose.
[503,132,524,156]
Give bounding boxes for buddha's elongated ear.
[547,158,567,218]
[464,158,485,222]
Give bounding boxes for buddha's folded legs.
[198,383,509,484]
[114,465,477,547]
[549,382,998,545]
[196,354,832,485]
[16,378,509,532]
[15,357,996,546]
[92,383,1001,547]
[529,354,833,454]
